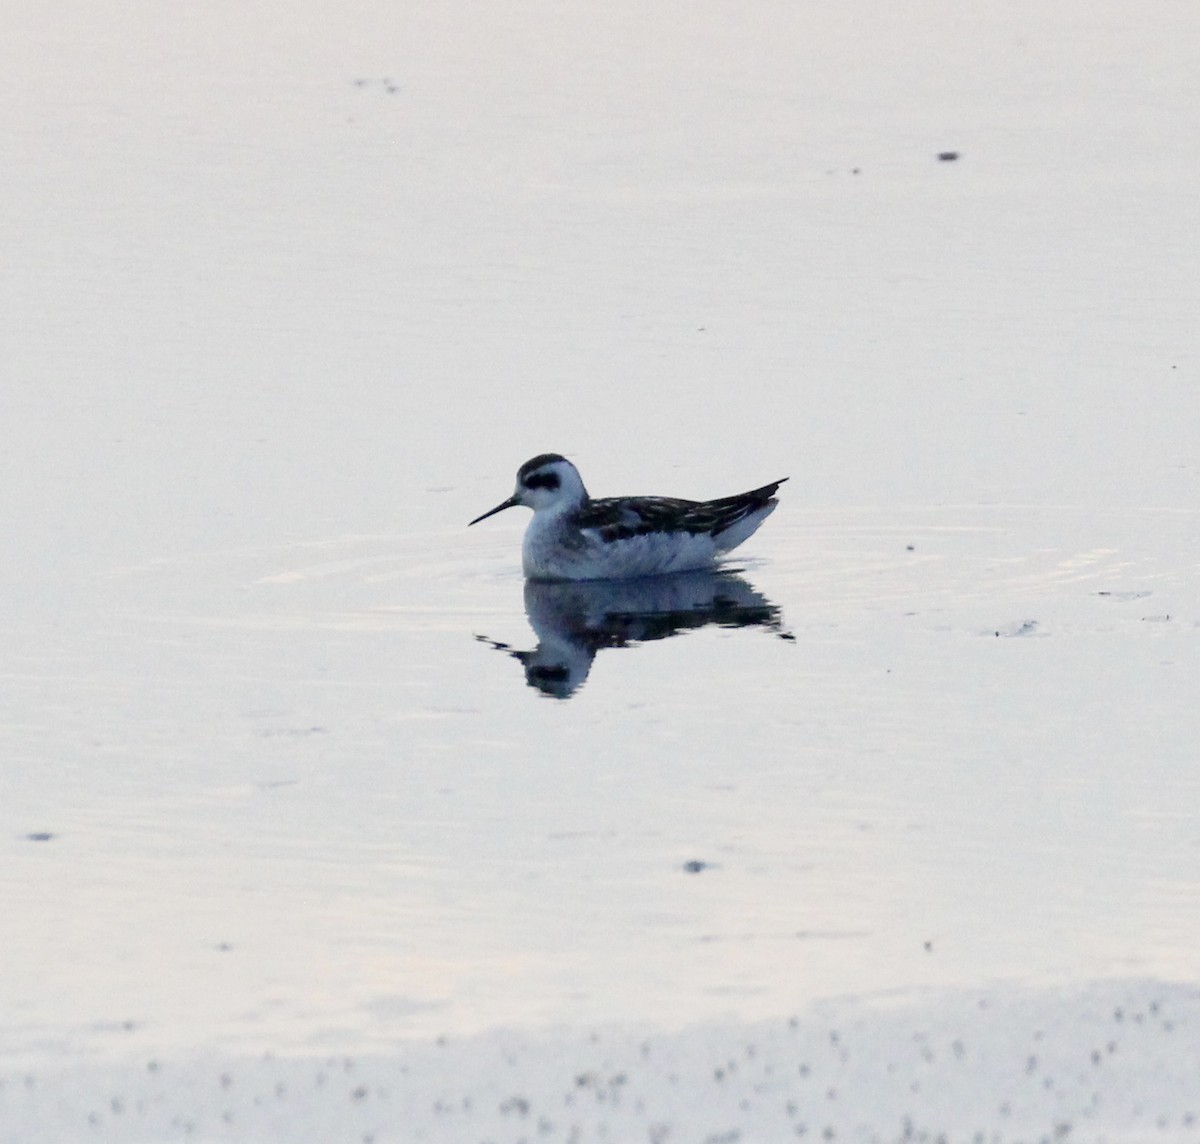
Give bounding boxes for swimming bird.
[468,453,786,581]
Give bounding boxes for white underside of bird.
[520,501,776,580]
[469,453,786,582]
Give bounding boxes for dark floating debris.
[993,620,1039,638]
[683,860,711,874]
[351,77,402,95]
[26,832,54,842]
[937,150,960,161]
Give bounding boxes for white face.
[513,458,583,511]
[469,454,586,526]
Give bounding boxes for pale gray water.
[3,0,1199,1135]
[5,503,1198,1056]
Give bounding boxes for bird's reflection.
[477,570,791,698]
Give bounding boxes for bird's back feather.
[578,478,787,543]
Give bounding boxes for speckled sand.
[4,981,1198,1143]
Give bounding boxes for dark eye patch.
[523,471,560,491]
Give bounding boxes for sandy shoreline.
[4,979,1197,1143]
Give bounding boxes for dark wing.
[576,496,700,543]
[675,478,788,537]
[578,479,787,543]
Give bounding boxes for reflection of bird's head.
[513,645,592,700]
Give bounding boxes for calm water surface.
[4,0,1199,1063]
[5,503,1198,1056]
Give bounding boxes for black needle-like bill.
[468,495,519,526]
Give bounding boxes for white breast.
[523,520,718,580]
[521,501,777,581]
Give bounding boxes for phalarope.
[469,453,786,581]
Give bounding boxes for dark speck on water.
[683,860,710,874]
[27,832,54,842]
[937,150,960,161]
